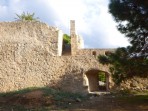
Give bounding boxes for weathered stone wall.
[1,21,146,94]
[76,49,115,57]
[58,30,64,56]
[70,20,114,56]
[0,42,110,93]
[0,21,111,93]
[120,76,148,90]
[70,20,78,56]
[77,35,84,49]
[0,21,63,56]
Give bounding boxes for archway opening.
[85,70,109,92]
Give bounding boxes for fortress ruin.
[0,20,147,93]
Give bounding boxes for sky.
[0,0,130,48]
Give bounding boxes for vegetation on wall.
[15,12,39,21]
[63,34,71,45]
[98,0,148,85]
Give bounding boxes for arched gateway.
[84,69,110,92]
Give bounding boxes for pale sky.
[0,0,130,48]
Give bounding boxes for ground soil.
[69,95,148,111]
[0,90,148,111]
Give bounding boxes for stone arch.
[84,69,110,92]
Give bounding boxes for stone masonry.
[0,20,147,93]
[0,21,112,93]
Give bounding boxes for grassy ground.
[0,87,148,111]
[0,87,87,111]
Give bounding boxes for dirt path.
[68,95,148,111]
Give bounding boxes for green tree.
[63,34,71,44]
[15,12,39,21]
[99,0,148,84]
[99,48,148,84]
[109,0,148,57]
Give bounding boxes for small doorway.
[85,70,109,92]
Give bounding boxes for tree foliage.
[109,0,148,57]
[99,48,148,84]
[63,34,71,44]
[98,72,106,82]
[98,0,148,84]
[15,12,39,21]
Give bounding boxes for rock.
[76,98,81,102]
[130,81,138,87]
[120,76,148,91]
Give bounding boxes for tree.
[63,34,71,44]
[98,0,148,84]
[98,48,148,84]
[109,0,148,57]
[15,12,39,21]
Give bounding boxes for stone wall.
[0,21,63,56]
[76,49,115,57]
[70,20,78,56]
[0,44,110,93]
[120,76,148,90]
[1,21,146,94]
[0,21,111,93]
[70,20,114,56]
[58,30,64,56]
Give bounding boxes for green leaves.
[105,0,148,84]
[98,47,148,85]
[109,0,148,57]
[15,12,39,21]
[63,34,71,44]
[98,55,110,65]
[98,72,106,82]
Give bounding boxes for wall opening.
[85,70,109,92]
[105,51,112,56]
[92,51,96,57]
[62,43,71,56]
[62,34,71,56]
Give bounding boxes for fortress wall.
[0,21,146,93]
[0,21,62,56]
[0,21,111,93]
[0,40,110,93]
[76,49,115,56]
[58,30,63,56]
[120,76,148,90]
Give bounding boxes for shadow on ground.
[0,87,148,111]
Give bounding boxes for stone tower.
[70,20,78,55]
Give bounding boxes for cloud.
[0,0,57,24]
[0,0,130,48]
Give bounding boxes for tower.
[70,20,78,55]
